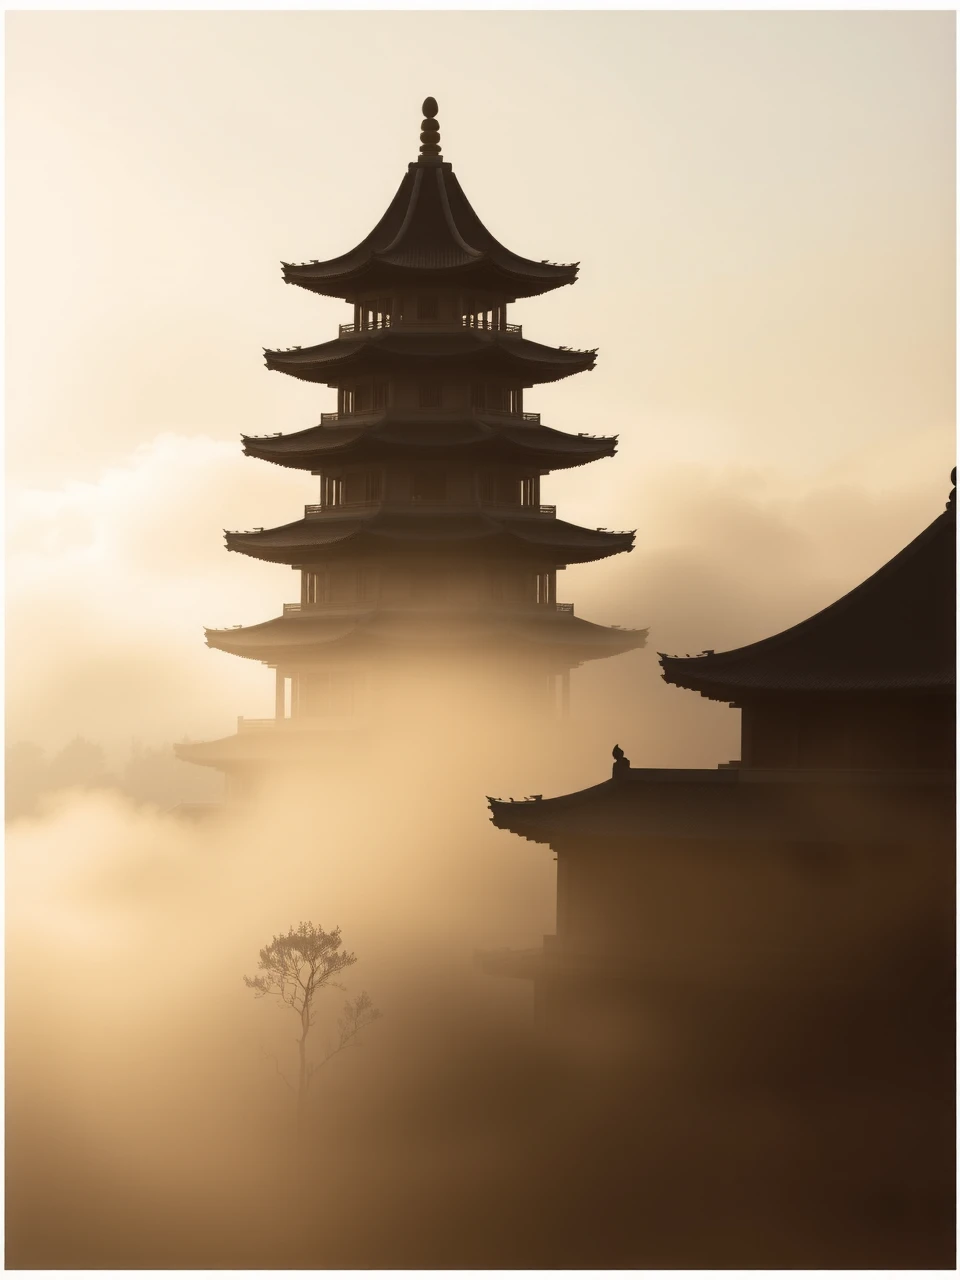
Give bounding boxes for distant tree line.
[5,737,218,821]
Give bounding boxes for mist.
[6,9,954,1268]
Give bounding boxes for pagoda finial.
[419,97,441,158]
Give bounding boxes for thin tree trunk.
[297,1005,311,1123]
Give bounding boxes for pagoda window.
[364,470,383,502]
[300,671,354,718]
[476,385,522,414]
[339,388,356,416]
[321,475,344,507]
[520,477,540,507]
[304,570,329,605]
[412,471,447,502]
[418,382,442,409]
[536,572,555,605]
[416,295,438,321]
[463,300,506,330]
[481,474,520,506]
[358,298,391,331]
[353,382,387,413]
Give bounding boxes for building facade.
[488,479,955,1079]
[176,99,645,787]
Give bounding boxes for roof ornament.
[419,97,441,159]
[947,466,956,512]
[612,743,631,778]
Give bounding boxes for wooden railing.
[337,320,523,337]
[282,600,576,617]
[303,500,558,518]
[317,409,541,425]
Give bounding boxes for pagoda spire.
[419,97,441,159]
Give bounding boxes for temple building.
[487,477,955,1078]
[176,100,644,786]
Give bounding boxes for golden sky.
[6,11,956,754]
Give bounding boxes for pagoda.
[176,99,645,784]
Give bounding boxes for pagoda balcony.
[337,319,524,338]
[236,714,366,733]
[281,599,576,616]
[303,499,558,518]
[316,408,542,426]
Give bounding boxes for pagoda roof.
[281,156,578,302]
[174,721,366,771]
[241,413,616,472]
[488,765,954,849]
[660,495,956,701]
[225,510,635,566]
[204,606,647,666]
[263,328,596,388]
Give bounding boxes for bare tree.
[244,922,380,1119]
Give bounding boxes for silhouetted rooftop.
[281,154,578,302]
[242,414,617,472]
[204,607,647,665]
[263,329,596,388]
[488,766,954,848]
[225,510,635,566]
[660,498,956,701]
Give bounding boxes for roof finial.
[947,466,956,512]
[419,97,441,159]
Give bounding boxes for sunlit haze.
[6,12,956,1270]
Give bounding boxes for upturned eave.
[262,330,597,388]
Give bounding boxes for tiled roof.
[281,159,577,300]
[241,415,617,472]
[263,329,596,387]
[660,501,956,700]
[225,510,635,566]
[204,606,647,664]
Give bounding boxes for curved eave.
[204,609,647,664]
[174,726,365,770]
[263,333,596,388]
[487,766,955,846]
[241,418,617,471]
[659,505,955,701]
[223,515,635,566]
[282,257,578,301]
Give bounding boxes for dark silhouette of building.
[487,480,955,1218]
[176,99,645,787]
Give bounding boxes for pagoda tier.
[263,329,596,388]
[281,156,577,302]
[204,607,646,666]
[242,414,617,473]
[224,509,635,566]
[660,493,955,702]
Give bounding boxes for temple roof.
[263,329,596,388]
[242,414,617,472]
[174,721,366,770]
[488,766,954,849]
[280,146,578,301]
[660,496,956,701]
[204,607,647,665]
[225,510,635,566]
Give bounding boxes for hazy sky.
[6,11,956,755]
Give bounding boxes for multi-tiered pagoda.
[177,99,645,784]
